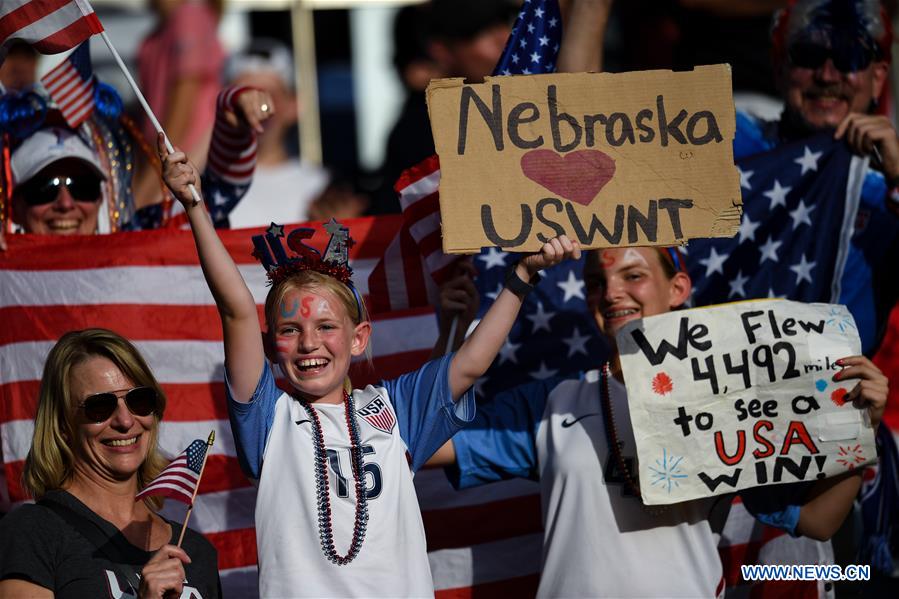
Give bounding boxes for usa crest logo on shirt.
[357,395,396,434]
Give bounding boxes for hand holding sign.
[616,299,880,505]
[427,66,742,254]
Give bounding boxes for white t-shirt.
[227,161,328,229]
[230,355,475,597]
[450,370,766,598]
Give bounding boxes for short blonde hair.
[23,329,169,509]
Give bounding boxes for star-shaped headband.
[251,218,355,287]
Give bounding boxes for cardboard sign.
[617,300,876,505]
[426,65,742,254]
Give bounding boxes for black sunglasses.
[20,174,102,207]
[77,386,159,423]
[788,41,877,74]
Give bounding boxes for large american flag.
[687,134,864,306]
[0,0,103,56]
[0,218,549,596]
[40,41,94,128]
[136,438,209,506]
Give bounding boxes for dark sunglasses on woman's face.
[788,41,876,74]
[77,386,159,423]
[20,174,102,207]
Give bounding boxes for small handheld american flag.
[40,42,95,128]
[136,433,214,506]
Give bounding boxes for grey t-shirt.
[0,490,220,598]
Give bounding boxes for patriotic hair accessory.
[252,218,356,288]
[663,247,688,274]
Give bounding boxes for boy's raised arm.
[159,134,264,402]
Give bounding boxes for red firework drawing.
[830,388,849,407]
[651,372,674,396]
[836,444,866,470]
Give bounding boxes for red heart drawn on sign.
[520,149,616,206]
[831,388,848,407]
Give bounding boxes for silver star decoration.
[789,199,815,230]
[501,69,511,76]
[763,180,791,209]
[213,189,229,206]
[323,218,344,236]
[538,35,550,46]
[267,222,284,238]
[758,235,782,264]
[519,39,527,49]
[535,7,545,18]
[527,23,535,34]
[530,51,541,63]
[557,270,586,302]
[790,254,816,285]
[530,361,559,381]
[699,247,728,277]
[549,17,559,27]
[767,287,783,299]
[511,53,520,64]
[522,67,532,75]
[498,338,522,365]
[563,326,591,358]
[526,301,555,333]
[795,145,822,175]
[738,214,760,244]
[478,247,508,270]
[728,270,750,298]
[739,168,754,190]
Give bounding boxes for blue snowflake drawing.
[648,448,688,493]
[825,307,856,333]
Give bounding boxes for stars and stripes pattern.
[40,42,94,128]
[135,439,209,505]
[1,0,103,56]
[368,0,564,314]
[687,134,863,307]
[0,218,549,596]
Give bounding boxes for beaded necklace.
[299,390,369,565]
[599,362,668,515]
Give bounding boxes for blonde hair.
[23,329,169,509]
[264,272,373,389]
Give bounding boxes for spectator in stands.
[371,0,517,214]
[224,40,331,228]
[0,328,220,597]
[0,84,272,249]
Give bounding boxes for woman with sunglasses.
[0,329,220,598]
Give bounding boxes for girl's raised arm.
[159,135,264,402]
[448,236,581,400]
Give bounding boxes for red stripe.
[42,62,75,89]
[206,527,258,571]
[422,493,542,551]
[4,455,249,503]
[395,154,440,196]
[400,225,430,308]
[435,573,539,599]
[34,14,103,54]
[419,229,445,258]
[718,526,787,586]
[0,216,403,270]
[402,192,440,226]
[0,0,73,39]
